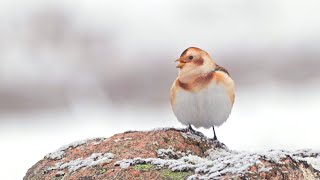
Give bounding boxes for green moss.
[161,169,192,180]
[98,168,107,174]
[133,164,154,171]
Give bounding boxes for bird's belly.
[173,83,232,128]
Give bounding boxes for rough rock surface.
[24,128,320,180]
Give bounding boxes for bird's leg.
[211,126,227,149]
[213,126,218,141]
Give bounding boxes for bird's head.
[175,47,216,75]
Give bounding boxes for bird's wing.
[215,64,230,76]
[212,67,235,104]
[170,78,179,107]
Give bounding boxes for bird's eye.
[188,56,193,60]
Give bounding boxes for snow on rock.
[45,150,65,160]
[114,137,132,143]
[302,157,320,171]
[115,146,320,179]
[157,146,192,159]
[289,149,320,171]
[47,153,114,172]
[45,137,106,160]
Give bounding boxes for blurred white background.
[1,0,320,179]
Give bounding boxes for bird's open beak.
[175,58,186,68]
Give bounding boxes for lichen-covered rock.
[24,128,320,180]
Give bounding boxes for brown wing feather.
[215,64,230,76]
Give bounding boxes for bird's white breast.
[173,82,232,128]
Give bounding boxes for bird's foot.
[213,136,217,141]
[209,138,228,150]
[182,125,204,137]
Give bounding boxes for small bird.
[170,47,235,140]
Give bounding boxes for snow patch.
[119,162,131,169]
[115,148,320,179]
[47,152,114,172]
[45,150,65,160]
[45,137,106,160]
[157,146,192,159]
[289,149,320,171]
[258,167,272,172]
[114,137,132,143]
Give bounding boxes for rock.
[24,128,320,180]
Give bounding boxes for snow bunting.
[170,47,235,140]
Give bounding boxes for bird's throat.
[177,71,214,92]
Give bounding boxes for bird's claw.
[210,139,227,149]
[182,125,204,137]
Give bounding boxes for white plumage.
[172,81,232,128]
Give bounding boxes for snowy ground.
[1,85,320,180]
